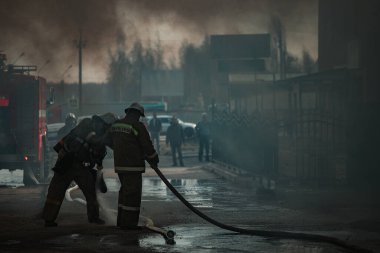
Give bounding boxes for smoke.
[0,0,119,82]
[0,0,317,83]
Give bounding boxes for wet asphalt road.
[69,155,350,252]
[101,178,346,253]
[0,150,375,252]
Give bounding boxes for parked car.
[77,115,92,122]
[145,115,196,138]
[47,115,91,141]
[46,122,65,143]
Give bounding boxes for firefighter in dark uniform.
[106,102,158,229]
[42,113,117,227]
[57,113,77,140]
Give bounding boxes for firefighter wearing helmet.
[105,102,158,229]
[42,113,118,227]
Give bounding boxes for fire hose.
[151,165,374,253]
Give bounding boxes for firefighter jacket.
[108,117,158,173]
[60,118,107,168]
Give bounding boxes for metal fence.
[211,69,360,185]
[211,111,278,180]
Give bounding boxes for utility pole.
[270,16,286,80]
[278,30,285,80]
[76,30,86,115]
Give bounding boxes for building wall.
[319,0,380,186]
[319,0,358,70]
[319,0,380,103]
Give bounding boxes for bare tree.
[180,37,211,109]
[286,53,302,73]
[107,49,130,102]
[302,49,316,74]
[107,33,168,102]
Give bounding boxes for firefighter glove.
[147,154,159,168]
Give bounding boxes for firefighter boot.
[42,200,62,227]
[87,201,105,225]
[118,210,140,230]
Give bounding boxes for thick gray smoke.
[0,0,119,82]
[0,0,317,82]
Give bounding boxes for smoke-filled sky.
[0,0,318,83]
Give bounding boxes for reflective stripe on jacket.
[109,118,157,173]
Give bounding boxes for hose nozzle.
[164,230,176,245]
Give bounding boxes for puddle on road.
[99,234,122,248]
[0,169,24,187]
[139,225,347,253]
[104,177,286,213]
[105,177,215,208]
[12,228,349,253]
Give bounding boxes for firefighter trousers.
[117,172,142,228]
[43,163,99,223]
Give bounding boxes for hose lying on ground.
[151,165,373,253]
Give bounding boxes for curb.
[200,161,258,189]
[200,161,277,196]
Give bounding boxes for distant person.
[196,113,211,162]
[148,112,162,154]
[57,113,77,140]
[166,116,184,167]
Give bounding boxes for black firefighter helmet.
[125,102,145,117]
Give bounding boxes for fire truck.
[0,53,51,185]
